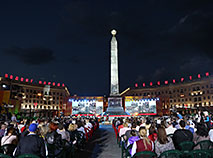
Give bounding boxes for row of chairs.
[128,149,212,158]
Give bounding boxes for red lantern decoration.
[15,76,19,80]
[157,81,160,85]
[165,80,168,84]
[5,74,8,78]
[135,83,138,87]
[205,72,209,76]
[173,79,176,83]
[21,78,24,82]
[48,82,51,85]
[52,82,55,86]
[25,78,29,82]
[150,82,153,86]
[181,78,184,82]
[62,83,65,87]
[43,81,46,85]
[30,79,33,83]
[198,74,201,78]
[39,81,42,84]
[143,83,145,87]
[57,83,60,87]
[189,76,192,80]
[10,75,13,79]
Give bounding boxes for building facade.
[0,75,70,117]
[121,74,213,115]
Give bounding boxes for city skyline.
[0,0,213,95]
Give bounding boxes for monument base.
[105,97,129,116]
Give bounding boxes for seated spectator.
[125,122,139,141]
[1,127,18,146]
[57,123,70,142]
[131,127,154,157]
[15,123,46,158]
[155,127,175,157]
[148,125,157,142]
[17,120,25,133]
[165,119,176,135]
[46,122,63,149]
[127,130,140,155]
[136,121,141,131]
[193,123,210,149]
[11,114,17,122]
[209,127,213,142]
[0,124,6,137]
[117,119,124,133]
[77,121,86,134]
[85,119,93,130]
[172,120,193,149]
[119,122,130,138]
[68,124,79,143]
[38,124,49,139]
[185,121,195,134]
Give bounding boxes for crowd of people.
[0,115,99,157]
[113,110,213,157]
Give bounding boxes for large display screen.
[70,97,103,115]
[125,96,157,115]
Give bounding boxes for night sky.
[0,0,213,96]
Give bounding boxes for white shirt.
[119,127,131,137]
[1,135,17,146]
[77,127,85,134]
[166,125,176,135]
[85,122,93,130]
[209,129,213,142]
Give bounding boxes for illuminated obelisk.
[110,29,119,96]
[106,29,127,115]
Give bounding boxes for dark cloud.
[3,47,55,65]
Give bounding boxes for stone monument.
[105,30,128,115]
